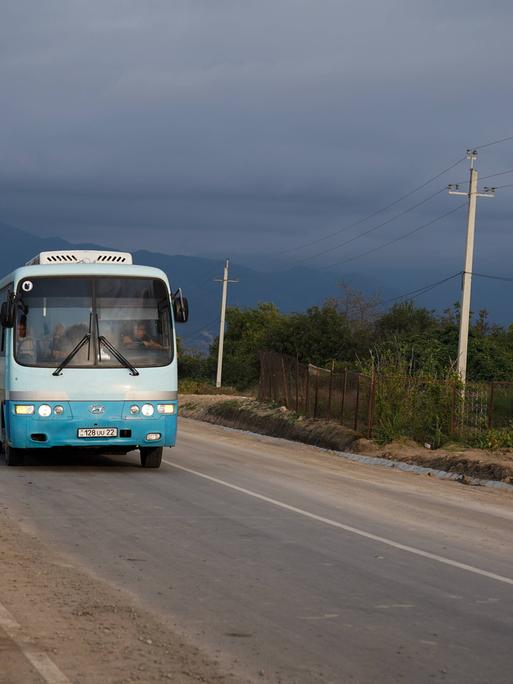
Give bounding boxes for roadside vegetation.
[177,285,513,451]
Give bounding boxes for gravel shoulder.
[0,506,240,684]
[179,394,513,485]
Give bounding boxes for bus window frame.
[13,275,174,370]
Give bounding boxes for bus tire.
[4,446,24,466]
[140,446,163,469]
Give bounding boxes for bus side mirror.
[172,289,189,324]
[0,300,15,328]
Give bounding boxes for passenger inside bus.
[49,323,67,361]
[16,316,36,364]
[122,321,163,351]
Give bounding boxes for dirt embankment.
[179,395,513,485]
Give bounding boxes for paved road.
[1,418,513,683]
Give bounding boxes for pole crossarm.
[448,189,496,198]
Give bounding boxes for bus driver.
[122,321,163,351]
[16,315,36,364]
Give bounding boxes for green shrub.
[362,349,460,447]
[465,427,513,450]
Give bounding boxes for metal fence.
[258,351,513,439]
[258,351,375,436]
[461,381,513,431]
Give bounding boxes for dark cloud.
[0,0,512,281]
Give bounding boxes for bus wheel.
[140,446,163,469]
[4,447,24,466]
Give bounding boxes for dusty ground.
[179,394,513,484]
[0,506,242,684]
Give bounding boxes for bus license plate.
[77,428,118,438]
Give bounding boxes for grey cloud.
[0,0,512,273]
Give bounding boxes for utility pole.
[215,259,238,388]
[448,150,496,383]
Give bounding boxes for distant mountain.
[1,221,511,348]
[0,222,386,350]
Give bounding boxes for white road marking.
[0,602,71,684]
[375,604,415,609]
[164,459,513,587]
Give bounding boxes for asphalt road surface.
[1,418,513,683]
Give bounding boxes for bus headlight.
[157,404,175,415]
[130,405,140,415]
[38,404,52,417]
[54,405,64,415]
[15,405,35,415]
[141,404,154,417]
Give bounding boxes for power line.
[474,135,513,151]
[276,156,466,257]
[325,203,467,270]
[369,268,511,313]
[479,167,513,181]
[278,138,513,266]
[380,272,462,306]
[182,271,506,345]
[285,187,446,268]
[282,159,513,273]
[472,271,513,283]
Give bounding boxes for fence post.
[267,353,272,401]
[354,374,360,432]
[295,356,299,413]
[258,352,263,400]
[305,366,310,416]
[281,356,290,408]
[367,372,376,439]
[488,381,495,430]
[341,369,347,426]
[327,362,334,420]
[450,383,457,435]
[260,352,266,401]
[313,368,319,419]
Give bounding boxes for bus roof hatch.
[26,250,133,265]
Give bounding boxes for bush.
[178,352,212,381]
[465,427,513,450]
[361,349,459,447]
[178,378,238,395]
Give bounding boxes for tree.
[209,303,286,389]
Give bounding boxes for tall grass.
[361,349,460,447]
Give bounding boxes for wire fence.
[258,351,513,441]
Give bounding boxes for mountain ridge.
[0,222,371,349]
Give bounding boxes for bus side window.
[0,284,12,356]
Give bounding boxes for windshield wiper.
[94,313,139,376]
[98,335,139,376]
[93,311,139,377]
[52,333,91,376]
[53,313,92,376]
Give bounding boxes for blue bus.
[0,250,188,468]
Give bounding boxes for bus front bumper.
[4,400,177,450]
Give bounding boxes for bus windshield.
[14,276,173,369]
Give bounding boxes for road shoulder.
[179,394,513,485]
[0,507,239,684]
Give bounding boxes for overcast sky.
[1,0,513,283]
